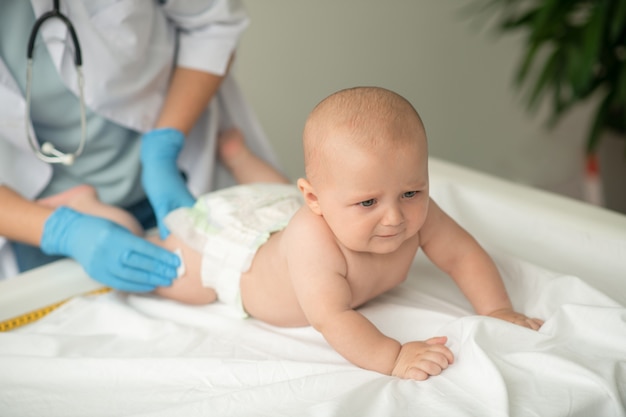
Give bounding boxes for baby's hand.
[391,336,454,380]
[488,308,544,330]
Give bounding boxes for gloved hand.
[140,128,195,239]
[41,207,180,292]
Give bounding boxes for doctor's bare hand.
[392,337,454,380]
[40,207,180,292]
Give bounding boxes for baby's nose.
[381,205,404,226]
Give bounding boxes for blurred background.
[235,1,601,204]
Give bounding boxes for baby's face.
[314,135,429,255]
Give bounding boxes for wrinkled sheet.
[1,159,625,417]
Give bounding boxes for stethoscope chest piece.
[25,0,86,166]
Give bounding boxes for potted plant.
[469,0,626,213]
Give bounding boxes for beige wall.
[235,0,592,200]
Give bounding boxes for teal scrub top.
[0,1,145,207]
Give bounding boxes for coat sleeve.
[160,0,250,75]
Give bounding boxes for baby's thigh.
[147,234,217,305]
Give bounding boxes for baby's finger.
[405,367,429,381]
[425,336,448,346]
[425,340,455,364]
[420,350,452,371]
[406,358,445,380]
[514,317,541,330]
[419,362,444,378]
[527,318,544,330]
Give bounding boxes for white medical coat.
[0,0,279,278]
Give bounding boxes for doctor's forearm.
[155,66,227,135]
[0,186,52,246]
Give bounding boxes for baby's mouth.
[376,230,402,239]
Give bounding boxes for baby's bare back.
[239,229,306,326]
[240,223,419,328]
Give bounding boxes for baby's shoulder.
[285,206,334,238]
[283,208,344,258]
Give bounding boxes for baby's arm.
[287,217,453,379]
[296,272,454,379]
[420,200,543,330]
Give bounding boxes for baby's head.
[302,86,428,188]
[298,87,430,254]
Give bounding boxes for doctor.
[0,1,279,291]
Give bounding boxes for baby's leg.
[148,233,217,305]
[219,128,290,184]
[37,185,143,236]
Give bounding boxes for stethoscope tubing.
[27,0,82,65]
[25,0,87,166]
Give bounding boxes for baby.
[46,87,543,380]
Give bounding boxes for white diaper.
[164,183,303,317]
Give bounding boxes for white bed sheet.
[1,158,625,417]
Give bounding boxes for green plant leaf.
[465,0,626,145]
[610,0,626,41]
[530,0,562,43]
[606,65,626,137]
[566,44,587,96]
[501,10,538,30]
[515,40,541,86]
[574,2,605,95]
[617,62,626,105]
[527,48,560,112]
[586,90,613,153]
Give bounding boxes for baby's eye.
[359,199,375,207]
[403,191,418,198]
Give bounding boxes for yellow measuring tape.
[0,287,112,332]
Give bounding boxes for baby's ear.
[297,178,322,215]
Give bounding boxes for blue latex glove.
[41,207,180,292]
[140,128,195,239]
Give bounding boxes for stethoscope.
[25,0,86,166]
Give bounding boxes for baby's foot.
[217,127,290,185]
[218,127,249,169]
